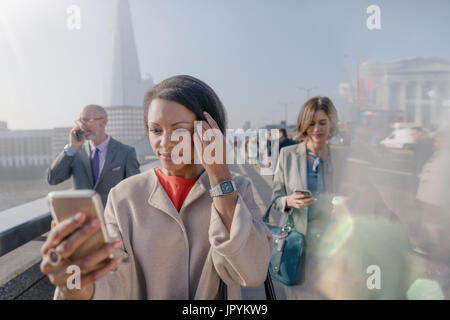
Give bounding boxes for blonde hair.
[296,96,339,142]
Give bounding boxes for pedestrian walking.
[41,75,272,300]
[271,96,346,299]
[278,128,296,152]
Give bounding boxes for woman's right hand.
[286,192,318,209]
[40,212,123,300]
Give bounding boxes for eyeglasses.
[75,117,104,126]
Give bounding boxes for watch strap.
[209,180,236,197]
[64,144,77,156]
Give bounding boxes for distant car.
[379,128,416,149]
[330,131,351,145]
[391,122,416,130]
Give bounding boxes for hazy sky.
[1,0,449,130]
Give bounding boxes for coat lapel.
[147,169,210,229]
[179,170,209,213]
[297,142,308,190]
[147,169,183,223]
[294,142,309,235]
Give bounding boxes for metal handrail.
[0,160,159,258]
[0,197,52,257]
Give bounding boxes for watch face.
[220,181,234,194]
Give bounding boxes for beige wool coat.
[56,168,272,300]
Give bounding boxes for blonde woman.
[271,96,345,299]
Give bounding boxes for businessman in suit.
[47,105,140,206]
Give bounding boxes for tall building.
[104,0,154,146]
[106,106,145,146]
[0,0,155,171]
[359,58,450,128]
[0,123,72,168]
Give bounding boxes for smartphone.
[294,190,313,198]
[75,129,84,141]
[48,190,112,264]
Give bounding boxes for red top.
[154,168,197,212]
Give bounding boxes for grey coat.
[47,137,140,206]
[271,141,347,299]
[271,141,346,236]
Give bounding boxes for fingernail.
[90,219,99,228]
[113,240,122,248]
[75,213,83,221]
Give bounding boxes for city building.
[0,124,72,169]
[104,0,154,146]
[0,128,53,168]
[51,127,72,157]
[0,0,155,172]
[106,105,145,146]
[359,57,450,129]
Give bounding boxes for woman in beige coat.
[40,75,272,300]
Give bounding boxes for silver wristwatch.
[209,180,237,197]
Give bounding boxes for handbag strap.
[219,274,277,300]
[263,273,277,300]
[262,196,295,230]
[218,278,227,300]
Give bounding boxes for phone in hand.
[294,190,313,198]
[48,190,112,265]
[75,129,84,141]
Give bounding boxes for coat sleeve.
[271,147,288,213]
[90,187,139,300]
[209,176,273,287]
[47,150,74,185]
[124,147,140,178]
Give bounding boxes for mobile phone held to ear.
[294,190,313,198]
[75,129,84,141]
[48,190,112,264]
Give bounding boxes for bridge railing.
[0,197,51,258]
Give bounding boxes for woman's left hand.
[194,112,230,181]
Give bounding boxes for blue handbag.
[262,197,305,286]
